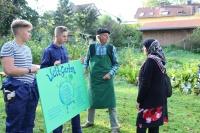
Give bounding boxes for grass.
[0,47,199,132]
[0,81,200,133]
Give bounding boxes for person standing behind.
[0,19,40,133]
[82,28,120,133]
[40,26,82,133]
[136,39,168,133]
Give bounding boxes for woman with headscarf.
[136,39,168,133]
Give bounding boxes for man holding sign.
[82,28,120,133]
[40,26,82,133]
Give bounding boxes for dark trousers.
[3,79,39,133]
[53,114,82,133]
[137,126,159,133]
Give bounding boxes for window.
[160,11,169,16]
[198,8,200,14]
[149,12,154,16]
[178,10,186,15]
[139,12,145,17]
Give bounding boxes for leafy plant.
[117,47,200,95]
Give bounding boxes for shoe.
[111,128,120,133]
[81,122,94,128]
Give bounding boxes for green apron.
[89,53,116,109]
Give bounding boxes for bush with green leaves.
[27,38,88,64]
[27,40,47,64]
[117,48,144,85]
[181,28,200,53]
[117,47,200,95]
[67,41,88,60]
[164,49,199,95]
[97,15,142,48]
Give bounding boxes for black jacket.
[137,58,167,108]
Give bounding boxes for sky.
[26,0,143,21]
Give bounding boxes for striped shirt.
[84,43,119,76]
[0,41,35,83]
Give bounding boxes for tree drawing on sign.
[59,82,75,113]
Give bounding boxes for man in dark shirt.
[40,26,82,133]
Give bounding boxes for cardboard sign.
[36,60,89,133]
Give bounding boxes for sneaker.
[81,122,94,128]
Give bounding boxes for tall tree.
[97,15,142,47]
[54,0,75,29]
[0,0,39,36]
[143,0,161,7]
[74,4,100,34]
[97,15,123,47]
[97,15,116,32]
[32,11,55,42]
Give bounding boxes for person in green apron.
[82,28,120,133]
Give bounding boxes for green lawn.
[0,81,200,133]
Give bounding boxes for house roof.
[140,19,200,31]
[135,4,200,18]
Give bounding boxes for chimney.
[187,0,192,5]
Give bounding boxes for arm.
[1,57,30,76]
[103,46,119,80]
[83,47,90,69]
[109,46,119,77]
[137,58,154,104]
[0,43,37,76]
[40,49,51,69]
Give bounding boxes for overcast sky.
[27,0,143,21]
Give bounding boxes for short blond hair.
[54,26,68,37]
[11,19,32,35]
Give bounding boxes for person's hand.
[54,60,61,66]
[136,102,140,110]
[84,68,89,75]
[31,65,40,73]
[103,73,111,80]
[80,57,85,64]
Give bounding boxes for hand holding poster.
[36,60,89,133]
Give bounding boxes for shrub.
[111,24,142,48]
[117,47,200,95]
[97,15,142,48]
[67,41,88,60]
[117,48,144,84]
[183,28,200,53]
[27,40,47,64]
[27,39,88,64]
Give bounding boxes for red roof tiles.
[135,4,200,18]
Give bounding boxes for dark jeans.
[2,78,39,133]
[53,114,82,133]
[137,126,159,133]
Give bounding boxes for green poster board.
[36,60,89,133]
